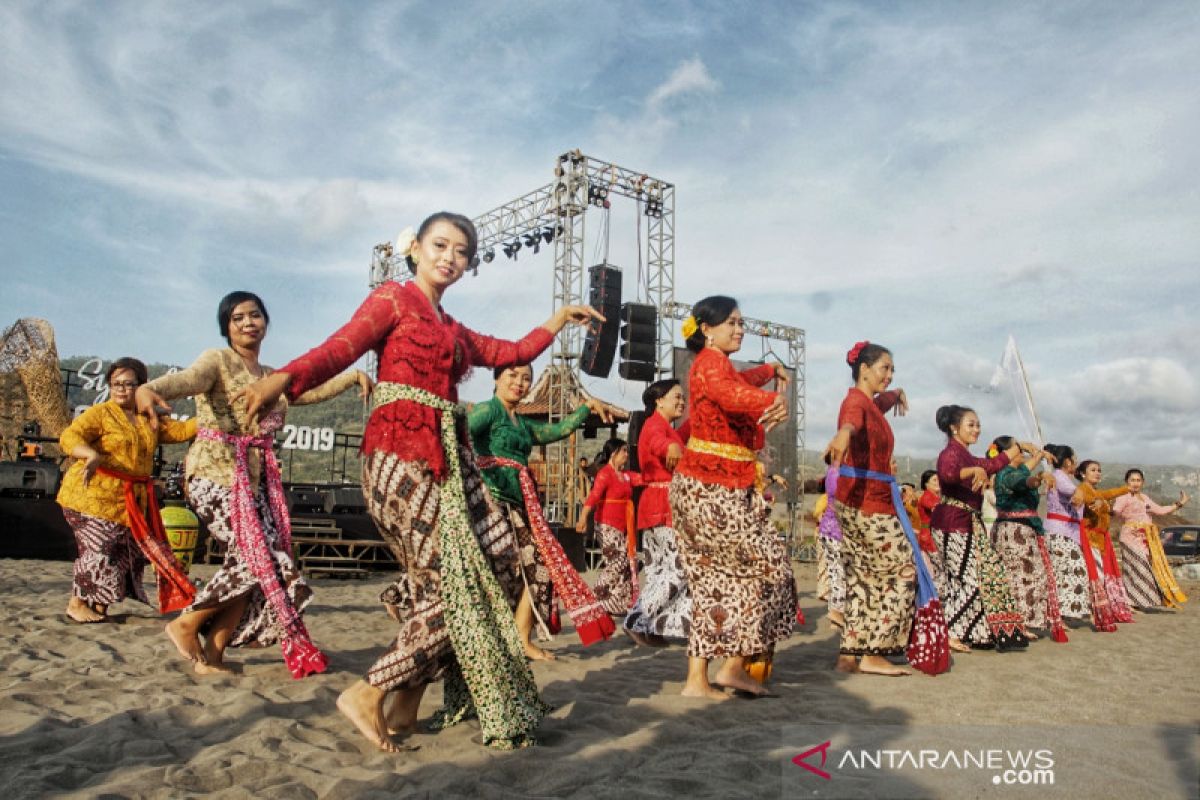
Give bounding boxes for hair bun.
[846,340,870,366]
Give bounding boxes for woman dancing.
[1113,469,1189,609]
[470,363,617,659]
[1042,444,1112,629]
[989,436,1066,640]
[928,405,1029,652]
[577,438,640,617]
[137,292,367,675]
[240,212,601,751]
[825,341,915,676]
[669,295,795,698]
[813,458,847,631]
[57,357,196,623]
[623,379,692,645]
[1075,460,1134,622]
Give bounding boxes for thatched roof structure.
[515,364,630,425]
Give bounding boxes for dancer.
[989,436,1066,641]
[1042,444,1113,630]
[669,295,795,698]
[239,212,601,751]
[577,438,640,617]
[814,459,847,630]
[916,470,940,554]
[57,358,197,623]
[1113,469,1189,609]
[623,378,692,645]
[1075,460,1134,622]
[470,363,617,659]
[137,292,368,676]
[928,405,1029,652]
[825,341,918,676]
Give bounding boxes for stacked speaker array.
[581,264,622,377]
[581,264,659,382]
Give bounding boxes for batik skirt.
[186,476,311,648]
[1119,524,1164,608]
[362,450,526,693]
[816,533,847,614]
[832,502,915,656]
[990,520,1055,630]
[929,524,1027,649]
[63,508,150,607]
[624,525,690,639]
[1044,534,1092,620]
[669,474,795,659]
[591,522,634,616]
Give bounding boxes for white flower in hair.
[394,227,417,259]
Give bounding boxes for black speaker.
[581,264,622,378]
[0,461,61,498]
[325,486,367,514]
[286,485,326,514]
[625,410,648,471]
[618,302,658,382]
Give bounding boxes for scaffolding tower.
[366,151,805,543]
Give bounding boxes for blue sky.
[3,1,1198,466]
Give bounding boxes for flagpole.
[1012,336,1044,447]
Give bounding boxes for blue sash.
[837,466,940,607]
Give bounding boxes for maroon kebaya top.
[929,439,1010,534]
[834,388,900,516]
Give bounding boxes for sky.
[2,1,1198,467]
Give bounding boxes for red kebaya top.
[675,348,778,490]
[281,279,553,480]
[584,464,638,528]
[636,412,691,529]
[833,387,901,516]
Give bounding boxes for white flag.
[990,335,1044,446]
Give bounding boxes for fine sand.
[1,560,1197,799]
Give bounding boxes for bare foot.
[858,655,910,676]
[523,642,557,661]
[383,693,416,737]
[338,681,402,754]
[194,661,235,676]
[624,627,653,647]
[681,683,729,700]
[165,618,205,663]
[834,654,860,673]
[828,610,846,629]
[949,638,972,653]
[66,597,106,623]
[1025,630,1039,641]
[385,603,402,624]
[193,638,232,675]
[712,667,769,696]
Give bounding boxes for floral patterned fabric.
[64,509,150,607]
[832,502,915,656]
[623,526,691,639]
[668,473,795,659]
[186,476,313,650]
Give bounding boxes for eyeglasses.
[110,381,140,389]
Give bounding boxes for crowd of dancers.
[52,211,1190,753]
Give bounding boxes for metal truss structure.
[366,151,806,544]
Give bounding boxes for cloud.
[646,56,719,111]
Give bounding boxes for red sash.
[95,467,195,614]
[1046,512,1115,631]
